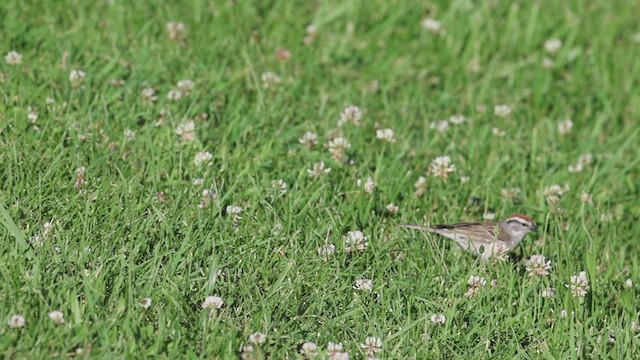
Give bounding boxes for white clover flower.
[525,255,552,276]
[226,205,243,214]
[353,279,373,291]
[483,212,496,220]
[111,79,125,87]
[544,184,569,203]
[386,203,399,214]
[490,243,509,262]
[48,310,64,324]
[27,110,38,123]
[202,295,224,309]
[300,342,318,358]
[7,315,25,328]
[338,105,363,126]
[194,151,213,167]
[580,192,593,204]
[600,212,614,222]
[157,108,170,123]
[276,47,291,62]
[357,177,376,194]
[317,243,336,257]
[414,175,427,196]
[332,351,348,360]
[460,176,470,184]
[360,337,382,357]
[375,128,396,142]
[249,332,267,344]
[344,230,368,253]
[307,161,331,178]
[303,24,318,45]
[4,51,22,65]
[299,131,318,147]
[261,72,281,88]
[364,177,376,194]
[465,275,491,296]
[449,114,466,124]
[558,119,573,135]
[541,288,556,298]
[141,87,158,102]
[327,342,349,359]
[241,345,254,356]
[624,278,633,289]
[138,298,152,309]
[568,163,583,173]
[492,127,507,137]
[421,18,443,34]
[123,129,136,139]
[226,205,243,226]
[544,38,562,54]
[570,271,589,297]
[430,314,446,325]
[578,153,593,165]
[74,166,86,189]
[366,79,380,92]
[327,342,343,352]
[167,89,184,101]
[271,179,288,196]
[430,120,449,133]
[175,121,196,142]
[43,221,53,236]
[542,57,554,68]
[429,156,456,180]
[566,48,581,62]
[198,189,218,209]
[328,137,351,163]
[69,69,86,87]
[500,187,521,200]
[193,178,204,186]
[494,104,512,117]
[177,79,194,92]
[468,275,486,288]
[167,21,186,40]
[464,287,479,298]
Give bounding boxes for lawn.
[1,0,640,358]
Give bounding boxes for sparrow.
[401,214,538,260]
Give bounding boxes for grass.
[1,0,640,358]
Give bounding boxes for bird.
[401,214,538,260]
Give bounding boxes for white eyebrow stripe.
[508,217,531,226]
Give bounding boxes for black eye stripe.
[508,219,530,227]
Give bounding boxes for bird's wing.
[433,223,501,244]
[400,222,496,241]
[400,223,471,250]
[401,222,511,258]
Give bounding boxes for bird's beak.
[532,224,538,232]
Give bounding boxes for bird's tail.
[399,224,433,231]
